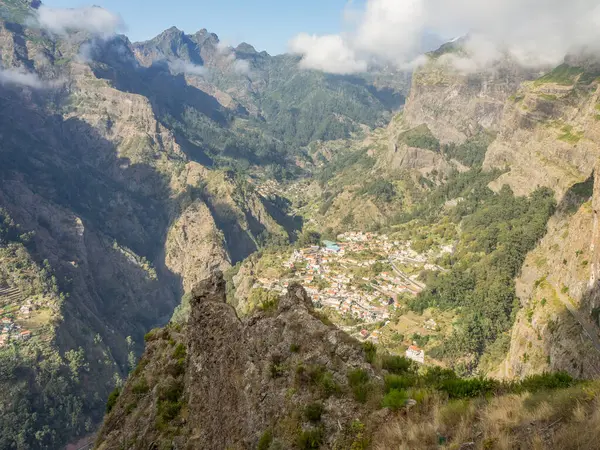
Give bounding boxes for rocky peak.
[404,41,538,144]
[192,28,220,47]
[96,271,378,449]
[235,42,257,55]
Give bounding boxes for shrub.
[382,389,408,410]
[516,372,573,393]
[172,343,186,359]
[421,367,458,388]
[348,369,371,403]
[349,420,370,450]
[270,362,286,379]
[319,372,342,398]
[384,374,417,393]
[304,402,324,422]
[439,377,498,399]
[363,342,377,364]
[157,400,182,423]
[348,369,370,386]
[381,355,415,375]
[144,329,159,342]
[290,343,300,353]
[106,387,121,413]
[257,430,273,450]
[159,380,184,403]
[297,428,323,449]
[132,378,150,395]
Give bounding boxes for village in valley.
[0,285,47,348]
[250,231,456,365]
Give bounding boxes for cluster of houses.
[0,290,35,347]
[248,231,456,367]
[254,232,446,325]
[0,316,32,347]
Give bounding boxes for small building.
[322,240,341,253]
[406,345,425,364]
[19,330,32,341]
[360,329,369,338]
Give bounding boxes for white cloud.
[289,33,367,74]
[169,59,207,76]
[233,59,251,75]
[0,67,63,89]
[290,0,600,74]
[33,5,124,36]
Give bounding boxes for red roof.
[408,345,421,352]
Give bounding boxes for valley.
[0,0,599,448]
[230,229,457,366]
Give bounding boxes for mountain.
[96,271,600,450]
[0,2,315,446]
[3,0,600,446]
[132,27,409,150]
[229,47,600,381]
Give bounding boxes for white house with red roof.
[405,345,425,364]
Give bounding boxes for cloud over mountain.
[33,5,125,36]
[0,67,62,89]
[289,34,367,74]
[290,0,600,74]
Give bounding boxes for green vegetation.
[442,132,495,167]
[297,364,342,398]
[317,149,376,187]
[405,175,556,369]
[297,230,322,248]
[558,124,584,144]
[106,388,121,413]
[304,402,324,422]
[363,341,377,364]
[535,64,585,86]
[382,389,409,410]
[399,124,440,152]
[248,288,281,314]
[156,380,185,429]
[258,430,274,450]
[348,369,372,403]
[358,179,396,202]
[297,427,324,449]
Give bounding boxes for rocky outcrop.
[96,272,379,450]
[484,64,600,199]
[404,53,535,145]
[165,201,231,292]
[495,173,600,379]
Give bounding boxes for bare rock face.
[483,67,600,199]
[96,272,377,450]
[165,201,231,292]
[494,170,600,380]
[404,55,535,144]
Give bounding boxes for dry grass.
[373,382,600,449]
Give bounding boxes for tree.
[298,230,322,248]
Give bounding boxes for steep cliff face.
[496,167,600,379]
[0,5,299,445]
[96,273,379,450]
[403,50,535,145]
[484,61,600,198]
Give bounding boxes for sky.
[42,0,358,55]
[31,0,600,76]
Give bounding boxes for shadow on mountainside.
[0,82,184,446]
[88,36,227,166]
